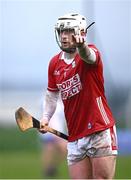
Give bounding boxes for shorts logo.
[57,73,82,100]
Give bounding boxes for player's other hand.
[38,118,49,134]
[72,34,86,48]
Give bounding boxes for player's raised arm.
[72,35,96,64]
[77,43,96,64]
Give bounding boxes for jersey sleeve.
[47,57,59,92]
[88,44,101,65]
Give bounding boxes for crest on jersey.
[54,70,60,76]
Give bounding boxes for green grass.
[0,127,131,179]
[0,151,41,179]
[0,126,39,152]
[0,126,69,179]
[115,156,131,179]
[0,151,69,179]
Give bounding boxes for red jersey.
[47,44,115,141]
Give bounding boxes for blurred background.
[0,0,131,179]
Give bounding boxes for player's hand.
[72,34,86,48]
[38,118,49,134]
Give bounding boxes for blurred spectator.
[39,100,67,178]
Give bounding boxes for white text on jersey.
[57,74,82,100]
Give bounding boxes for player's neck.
[64,51,76,60]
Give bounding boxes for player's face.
[59,29,76,50]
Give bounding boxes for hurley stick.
[15,107,68,140]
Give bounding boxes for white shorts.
[67,125,118,165]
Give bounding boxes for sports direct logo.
[57,74,82,100]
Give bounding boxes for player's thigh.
[91,155,117,179]
[68,156,92,179]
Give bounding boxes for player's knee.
[93,171,114,179]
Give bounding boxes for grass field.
[0,127,131,179]
[0,126,69,179]
[0,151,69,179]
